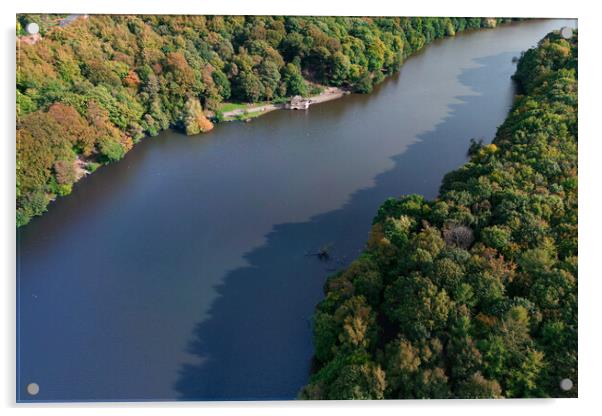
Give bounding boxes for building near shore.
[286,95,312,110]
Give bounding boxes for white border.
[2,1,600,415]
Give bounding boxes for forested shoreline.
[300,30,577,399]
[17,15,516,226]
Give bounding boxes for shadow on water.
[174,52,517,400]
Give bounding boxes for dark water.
[16,19,576,402]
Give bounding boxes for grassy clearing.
[218,102,249,113]
[223,108,271,122]
[219,101,272,113]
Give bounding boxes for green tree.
[281,63,308,96]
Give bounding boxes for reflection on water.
[17,19,576,401]
[174,52,517,400]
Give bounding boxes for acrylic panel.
[16,14,578,402]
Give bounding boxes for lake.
[16,18,577,402]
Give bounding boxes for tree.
[184,98,213,135]
[87,100,132,162]
[456,372,502,399]
[281,63,308,96]
[327,362,386,400]
[384,337,421,397]
[384,272,451,339]
[330,51,351,86]
[481,225,512,252]
[232,70,264,102]
[211,69,231,99]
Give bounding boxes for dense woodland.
[17,15,514,226]
[300,31,578,399]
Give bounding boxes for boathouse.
[286,95,312,110]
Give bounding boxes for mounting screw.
[560,27,573,40]
[26,382,40,396]
[25,23,39,35]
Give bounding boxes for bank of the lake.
[220,87,348,121]
[17,17,523,226]
[17,19,576,401]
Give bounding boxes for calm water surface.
[17,19,577,401]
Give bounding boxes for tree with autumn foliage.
[184,98,213,135]
[16,15,516,225]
